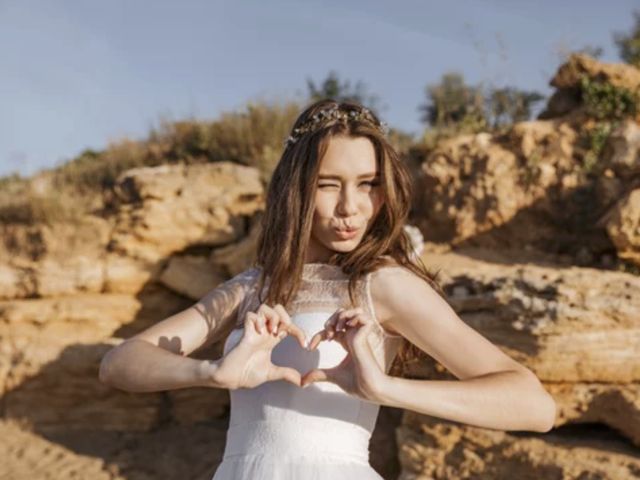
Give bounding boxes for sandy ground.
[0,419,228,480]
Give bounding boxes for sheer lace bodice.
[231,263,403,373]
[211,262,404,479]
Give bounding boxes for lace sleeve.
[196,267,261,344]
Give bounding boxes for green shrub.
[580,76,638,121]
[579,76,639,173]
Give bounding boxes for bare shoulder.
[369,260,438,333]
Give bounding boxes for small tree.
[306,70,381,111]
[419,72,486,129]
[614,10,640,67]
[486,87,545,128]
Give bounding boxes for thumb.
[270,365,302,387]
[301,367,336,387]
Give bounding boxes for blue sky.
[1,0,637,177]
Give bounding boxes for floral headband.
[284,105,390,147]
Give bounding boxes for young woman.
[99,99,556,479]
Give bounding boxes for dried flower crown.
[284,105,390,147]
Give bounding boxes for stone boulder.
[109,163,263,263]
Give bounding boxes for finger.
[331,329,350,352]
[270,303,289,336]
[334,307,362,332]
[286,323,308,348]
[257,303,279,335]
[270,365,301,387]
[346,309,376,329]
[264,304,281,335]
[272,304,307,346]
[301,368,330,387]
[324,311,340,340]
[247,312,264,334]
[352,323,377,357]
[336,308,357,332]
[307,330,328,350]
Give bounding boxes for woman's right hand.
[212,303,308,390]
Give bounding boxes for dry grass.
[0,99,302,225]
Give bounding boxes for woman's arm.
[98,339,225,392]
[99,268,258,392]
[369,267,556,433]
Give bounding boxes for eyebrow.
[318,172,380,180]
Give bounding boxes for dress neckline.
[301,262,348,281]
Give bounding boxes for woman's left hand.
[302,307,390,402]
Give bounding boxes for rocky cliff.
[1,55,639,479]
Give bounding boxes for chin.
[327,238,361,252]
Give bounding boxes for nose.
[336,185,359,217]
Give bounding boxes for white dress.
[211,262,404,480]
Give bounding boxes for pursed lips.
[334,225,359,232]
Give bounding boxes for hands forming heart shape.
[214,303,388,402]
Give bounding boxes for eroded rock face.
[397,411,640,480]
[0,162,266,437]
[540,53,640,119]
[109,163,263,262]
[394,247,640,479]
[414,119,614,257]
[415,55,640,269]
[606,188,640,267]
[437,254,640,383]
[550,53,640,92]
[608,120,640,177]
[0,217,112,299]
[1,72,639,476]
[407,248,640,429]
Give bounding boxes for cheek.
[311,207,331,233]
[312,196,335,220]
[370,193,384,216]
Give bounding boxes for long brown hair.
[254,98,444,374]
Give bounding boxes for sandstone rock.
[0,419,122,480]
[35,256,105,297]
[550,53,640,93]
[419,250,640,383]
[548,382,640,447]
[103,253,161,294]
[4,341,164,432]
[0,217,112,299]
[1,145,638,479]
[0,294,141,395]
[109,163,264,262]
[540,53,640,120]
[0,264,32,299]
[167,387,230,425]
[605,188,640,266]
[0,418,228,480]
[397,410,640,480]
[209,213,261,276]
[414,119,607,255]
[159,255,226,300]
[608,120,640,177]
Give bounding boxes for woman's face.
[306,135,384,263]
